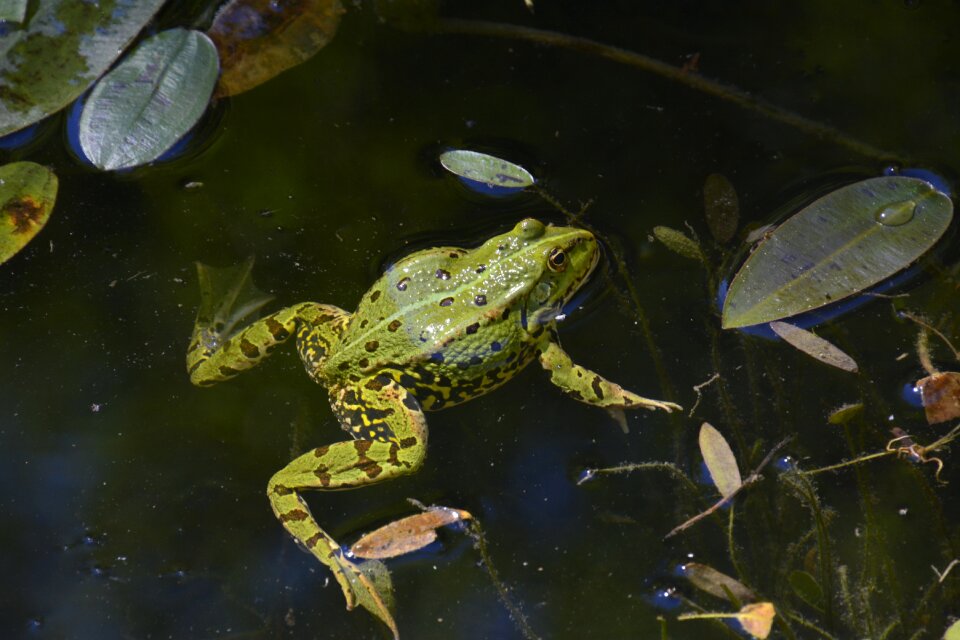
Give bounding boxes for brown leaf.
[0,162,58,265]
[350,505,472,560]
[770,321,859,373]
[683,562,755,603]
[917,372,960,424]
[737,602,776,639]
[703,173,739,243]
[208,0,345,97]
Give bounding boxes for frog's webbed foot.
[538,339,681,413]
[267,375,427,638]
[193,258,275,341]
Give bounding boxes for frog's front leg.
[267,375,427,617]
[187,302,346,386]
[537,338,681,412]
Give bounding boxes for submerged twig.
[664,436,792,539]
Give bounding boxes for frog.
[186,218,680,631]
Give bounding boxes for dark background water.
[1,1,958,639]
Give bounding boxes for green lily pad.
[208,0,345,98]
[0,0,27,24]
[0,161,57,265]
[79,28,219,171]
[722,177,953,329]
[0,0,166,137]
[439,150,536,190]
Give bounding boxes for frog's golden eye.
[547,247,567,272]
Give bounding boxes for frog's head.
[479,218,599,328]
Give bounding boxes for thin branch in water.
[689,372,721,417]
[664,436,792,539]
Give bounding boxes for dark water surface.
[2,2,959,639]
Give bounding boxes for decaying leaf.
[770,321,859,373]
[682,562,755,603]
[208,0,345,97]
[342,557,398,639]
[703,173,739,243]
[737,602,776,639]
[917,372,960,425]
[653,226,705,262]
[350,505,472,560]
[827,403,864,425]
[699,422,741,498]
[0,161,58,265]
[722,176,953,329]
[439,149,535,191]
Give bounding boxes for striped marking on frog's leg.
[537,338,681,413]
[267,376,426,615]
[187,302,343,386]
[295,304,350,381]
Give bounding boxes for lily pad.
[79,28,219,171]
[0,0,26,24]
[0,0,166,137]
[0,161,57,265]
[208,0,345,97]
[439,149,536,191]
[722,177,953,329]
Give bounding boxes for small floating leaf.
[945,620,960,640]
[350,505,472,559]
[770,321,859,373]
[208,0,345,97]
[79,28,219,171]
[788,570,824,610]
[653,226,705,262]
[917,372,960,425]
[722,177,953,329]
[0,0,166,137]
[439,150,535,190]
[0,161,58,265]
[344,558,398,640]
[703,173,739,243]
[827,402,864,425]
[682,563,755,603]
[737,602,776,639]
[699,422,741,498]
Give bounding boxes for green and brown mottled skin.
[186,218,680,625]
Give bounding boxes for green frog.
[186,218,679,631]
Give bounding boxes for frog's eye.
[547,247,567,272]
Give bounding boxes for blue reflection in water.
[0,123,43,151]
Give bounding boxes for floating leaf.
[788,570,824,610]
[722,177,953,328]
[699,422,741,498]
[704,173,739,243]
[439,150,535,190]
[682,562,755,604]
[0,0,27,23]
[770,321,859,373]
[827,402,863,425]
[350,505,472,560]
[917,372,960,424]
[945,620,960,640]
[79,28,219,171]
[653,226,705,262]
[343,557,398,640]
[0,0,166,137]
[208,0,345,97]
[0,161,57,265]
[737,602,776,639]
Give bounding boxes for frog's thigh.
[537,340,681,412]
[266,377,427,603]
[187,302,338,386]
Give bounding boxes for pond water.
[1,2,958,639]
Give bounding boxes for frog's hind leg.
[266,375,427,618]
[187,302,347,386]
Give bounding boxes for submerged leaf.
[350,505,472,559]
[699,422,741,498]
[703,173,739,243]
[0,161,57,265]
[0,0,27,23]
[682,562,755,603]
[917,372,960,424]
[722,177,953,328]
[343,557,398,639]
[208,0,345,97]
[788,569,824,610]
[0,0,166,136]
[737,602,776,639]
[770,321,859,373]
[439,150,535,190]
[827,403,864,425]
[79,28,219,171]
[653,226,705,262]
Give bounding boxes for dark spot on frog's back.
[591,375,604,400]
[439,297,454,307]
[396,277,410,291]
[358,358,369,368]
[388,319,402,332]
[435,268,450,280]
[365,340,379,352]
[466,322,480,334]
[370,289,381,302]
[266,318,289,340]
[240,338,260,359]
[474,295,487,306]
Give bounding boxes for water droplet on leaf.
[875,200,916,226]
